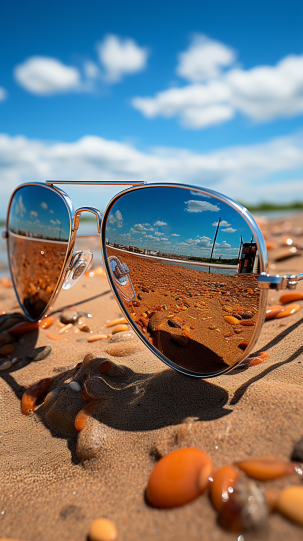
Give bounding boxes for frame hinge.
[258,272,298,290]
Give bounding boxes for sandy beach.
[1,214,303,541]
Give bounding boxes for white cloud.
[215,240,232,250]
[0,131,302,216]
[154,220,167,226]
[30,210,38,218]
[41,201,48,209]
[176,34,236,82]
[171,233,180,236]
[212,220,231,227]
[0,86,8,101]
[154,231,164,236]
[14,56,81,95]
[185,200,220,213]
[97,34,149,83]
[84,61,100,79]
[134,223,148,231]
[132,34,303,128]
[161,238,169,241]
[221,227,236,233]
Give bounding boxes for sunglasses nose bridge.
[73,207,102,234]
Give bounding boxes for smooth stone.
[219,479,267,531]
[291,436,303,461]
[109,331,136,344]
[60,310,80,324]
[44,385,67,408]
[168,318,183,328]
[235,456,299,480]
[27,345,52,361]
[69,381,82,391]
[242,311,253,319]
[105,342,144,357]
[0,359,12,371]
[210,465,239,512]
[276,486,303,527]
[89,518,117,541]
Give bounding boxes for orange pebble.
[234,456,302,481]
[146,448,214,509]
[39,316,55,329]
[111,324,130,334]
[222,305,233,313]
[275,303,301,319]
[106,317,127,328]
[46,333,68,341]
[1,277,13,288]
[238,341,249,350]
[8,321,40,335]
[75,400,100,431]
[88,518,117,541]
[224,316,240,325]
[210,466,239,512]
[21,377,53,415]
[279,292,303,304]
[87,334,108,342]
[0,344,15,356]
[265,305,283,320]
[240,320,255,326]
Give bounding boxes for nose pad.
[62,250,93,290]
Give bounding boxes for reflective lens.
[8,184,71,320]
[104,186,263,377]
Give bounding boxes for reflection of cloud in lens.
[41,202,48,209]
[212,220,231,227]
[30,210,38,219]
[190,190,210,198]
[49,209,54,214]
[171,233,180,236]
[154,220,167,226]
[222,227,236,233]
[154,231,164,236]
[15,194,26,218]
[185,200,220,213]
[108,209,123,225]
[50,219,57,225]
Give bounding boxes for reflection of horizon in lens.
[9,185,70,242]
[106,187,256,266]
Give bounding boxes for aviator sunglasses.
[3,180,303,379]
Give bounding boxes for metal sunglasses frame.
[3,180,303,379]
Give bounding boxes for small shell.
[59,323,73,334]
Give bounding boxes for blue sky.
[106,186,254,258]
[1,0,303,217]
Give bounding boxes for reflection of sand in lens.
[8,233,68,320]
[106,246,260,375]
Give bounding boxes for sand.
[0,214,303,541]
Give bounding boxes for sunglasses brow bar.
[46,180,146,186]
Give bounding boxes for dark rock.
[168,318,183,328]
[242,311,253,319]
[0,331,14,348]
[291,436,303,461]
[27,345,52,361]
[171,335,188,347]
[148,312,167,332]
[0,313,25,333]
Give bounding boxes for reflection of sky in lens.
[9,185,70,241]
[106,187,255,259]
